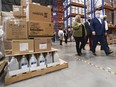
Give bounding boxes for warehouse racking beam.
[52,0,64,40]
[84,0,86,22]
[0,0,2,11]
[65,2,86,10]
[102,0,104,15]
[64,13,84,20]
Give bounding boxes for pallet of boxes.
[4,0,68,85]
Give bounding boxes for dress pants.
[60,40,62,45]
[92,35,109,54]
[101,35,109,50]
[74,37,85,54]
[64,36,68,44]
[84,35,92,50]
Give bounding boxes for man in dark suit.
[83,17,92,51]
[90,10,113,56]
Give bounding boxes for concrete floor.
[0,42,116,87]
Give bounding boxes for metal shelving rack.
[63,0,86,41]
[52,0,64,40]
[87,0,115,20]
[64,0,86,28]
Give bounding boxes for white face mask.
[100,15,103,19]
[96,13,100,18]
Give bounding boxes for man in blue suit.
[90,10,113,56]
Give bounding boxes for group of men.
[84,10,113,56]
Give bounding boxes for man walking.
[83,17,92,51]
[90,10,113,56]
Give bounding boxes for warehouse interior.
[0,0,116,87]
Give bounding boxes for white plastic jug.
[38,53,45,66]
[20,55,28,69]
[46,52,53,64]
[29,54,37,67]
[9,57,19,71]
[54,52,60,63]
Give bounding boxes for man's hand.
[105,32,107,36]
[92,31,96,36]
[78,23,82,26]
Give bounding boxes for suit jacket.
[84,22,91,35]
[90,17,106,35]
[72,21,87,37]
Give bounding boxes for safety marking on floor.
[75,57,116,76]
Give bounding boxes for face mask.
[96,13,100,18]
[100,15,103,19]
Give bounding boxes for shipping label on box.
[34,38,52,52]
[20,43,29,51]
[5,19,27,40]
[27,21,54,37]
[13,5,23,17]
[12,40,34,54]
[21,0,32,7]
[39,44,47,50]
[26,4,51,22]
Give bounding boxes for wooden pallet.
[5,48,58,57]
[0,60,7,76]
[5,59,68,85]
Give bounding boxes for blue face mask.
[96,13,100,18]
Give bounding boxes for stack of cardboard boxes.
[4,0,54,55]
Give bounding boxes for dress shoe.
[90,49,92,51]
[78,53,82,56]
[106,51,113,56]
[93,53,97,56]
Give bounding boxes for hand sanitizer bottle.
[9,57,19,71]
[20,55,28,69]
[29,54,37,67]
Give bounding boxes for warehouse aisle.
[0,42,116,87]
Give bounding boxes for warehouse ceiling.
[2,0,53,11]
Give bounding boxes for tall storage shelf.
[53,0,64,30]
[87,0,115,24]
[63,0,86,30]
[87,0,116,44]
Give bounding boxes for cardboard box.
[5,19,27,40]
[1,12,14,24]
[27,21,54,37]
[34,38,52,52]
[26,4,51,22]
[21,0,32,7]
[12,40,34,54]
[0,16,1,25]
[0,12,2,25]
[3,40,12,50]
[22,7,26,17]
[13,5,23,17]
